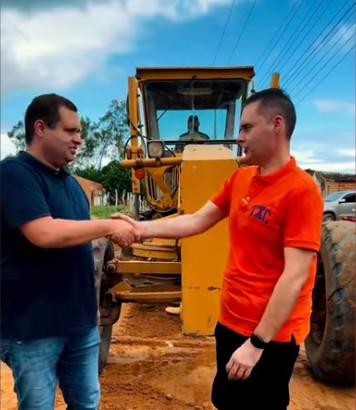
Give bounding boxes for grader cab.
[95,66,355,386]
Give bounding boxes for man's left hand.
[225,338,264,380]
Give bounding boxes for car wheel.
[323,213,335,222]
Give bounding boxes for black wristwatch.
[250,333,269,349]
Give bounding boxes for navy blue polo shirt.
[0,151,97,340]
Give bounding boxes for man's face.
[237,101,278,165]
[188,117,199,131]
[42,106,82,167]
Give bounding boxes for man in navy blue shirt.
[0,94,137,410]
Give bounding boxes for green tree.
[101,160,131,202]
[72,117,98,169]
[7,120,26,152]
[75,161,131,204]
[92,100,129,169]
[74,165,103,184]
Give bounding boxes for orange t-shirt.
[211,157,323,344]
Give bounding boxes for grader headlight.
[147,140,165,159]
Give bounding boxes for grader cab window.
[143,79,245,149]
[139,77,246,212]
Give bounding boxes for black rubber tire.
[305,221,355,385]
[92,238,115,374]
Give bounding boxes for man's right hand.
[111,213,137,226]
[110,219,140,247]
[110,201,225,241]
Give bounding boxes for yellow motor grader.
[94,66,355,385]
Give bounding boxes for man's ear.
[273,115,283,133]
[34,120,46,137]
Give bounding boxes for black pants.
[212,322,300,410]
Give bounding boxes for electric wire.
[226,0,256,64]
[254,0,301,68]
[289,21,354,97]
[275,0,335,77]
[259,0,334,86]
[256,0,304,74]
[296,43,355,104]
[282,0,354,87]
[212,0,235,65]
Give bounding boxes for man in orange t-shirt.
[114,88,323,410]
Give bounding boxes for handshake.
[108,213,142,247]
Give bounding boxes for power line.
[212,0,235,65]
[259,0,334,86]
[226,0,256,64]
[259,0,325,85]
[276,0,335,75]
[282,0,353,87]
[295,43,355,105]
[288,17,354,97]
[254,1,301,68]
[284,0,353,88]
[256,0,304,76]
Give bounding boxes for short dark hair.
[188,115,199,128]
[244,88,296,140]
[25,93,78,145]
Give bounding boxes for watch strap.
[250,333,269,349]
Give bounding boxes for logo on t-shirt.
[249,205,271,225]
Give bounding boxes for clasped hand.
[109,213,141,247]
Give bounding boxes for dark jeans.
[212,322,299,410]
[1,326,100,410]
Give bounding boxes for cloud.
[315,23,355,53]
[1,0,240,95]
[294,153,355,173]
[3,0,233,12]
[337,148,355,157]
[291,149,325,164]
[328,23,355,51]
[292,136,355,173]
[299,161,355,173]
[2,0,91,10]
[1,3,138,95]
[1,132,17,159]
[312,99,355,115]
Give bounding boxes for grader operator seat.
[175,115,209,153]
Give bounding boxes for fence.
[122,191,149,214]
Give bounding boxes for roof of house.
[74,175,103,191]
[305,169,355,183]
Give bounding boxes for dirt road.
[1,303,354,410]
